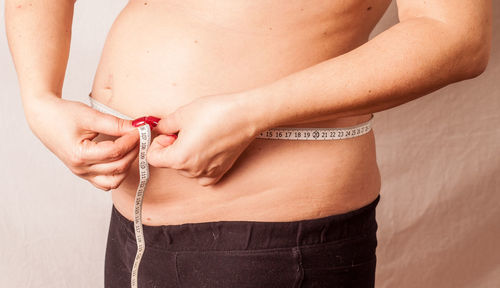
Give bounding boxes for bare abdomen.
[91,0,387,225]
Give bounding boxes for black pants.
[105,195,380,288]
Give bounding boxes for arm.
[6,0,139,191]
[5,0,74,105]
[243,0,492,129]
[147,0,491,186]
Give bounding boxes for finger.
[79,130,140,163]
[176,167,222,183]
[176,170,196,178]
[90,181,112,192]
[87,145,139,176]
[81,108,136,136]
[197,176,220,187]
[147,135,180,168]
[91,173,128,191]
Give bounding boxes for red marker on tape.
[132,116,160,128]
[132,116,177,139]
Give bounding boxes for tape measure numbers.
[130,124,151,288]
[257,117,373,140]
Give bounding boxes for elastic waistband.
[113,195,380,252]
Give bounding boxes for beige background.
[1,1,498,287]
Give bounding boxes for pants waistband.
[112,195,380,252]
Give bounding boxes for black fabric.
[105,195,380,288]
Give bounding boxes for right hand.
[25,95,140,191]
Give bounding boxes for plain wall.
[1,1,498,287]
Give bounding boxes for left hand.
[147,94,260,186]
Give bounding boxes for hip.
[105,195,380,288]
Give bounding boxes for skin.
[6,0,491,225]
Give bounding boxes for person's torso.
[90,0,391,225]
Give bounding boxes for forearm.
[243,16,490,130]
[5,0,76,108]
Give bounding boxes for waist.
[89,96,380,225]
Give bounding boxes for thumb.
[82,108,136,136]
[153,134,177,148]
[147,134,178,168]
[154,112,180,135]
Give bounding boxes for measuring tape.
[88,95,373,287]
[89,97,153,287]
[257,117,373,140]
[89,96,374,141]
[130,116,170,288]
[130,123,150,288]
